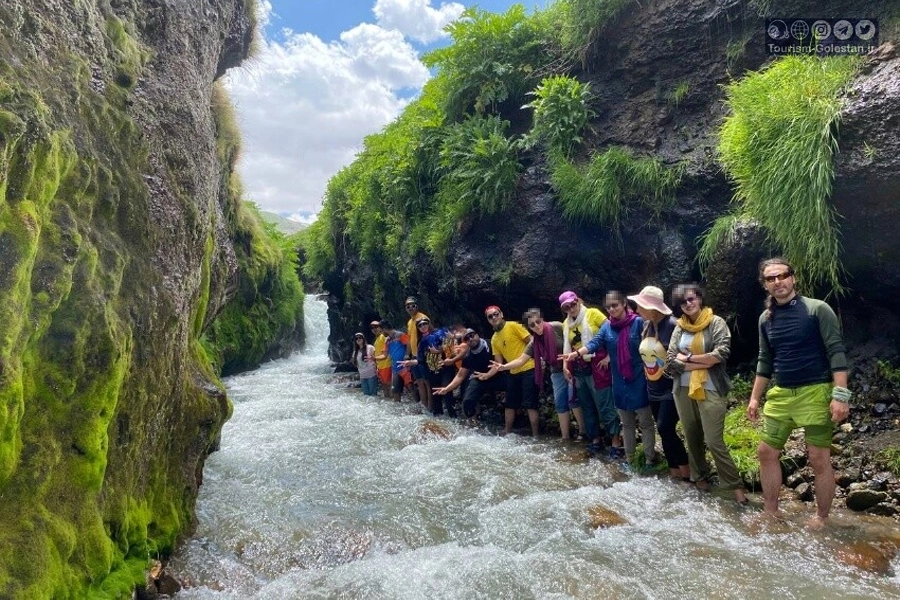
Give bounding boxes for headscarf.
[677,307,714,400]
[532,322,558,390]
[609,309,638,382]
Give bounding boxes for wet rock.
[867,502,900,517]
[835,541,896,575]
[794,482,814,502]
[156,574,182,597]
[781,447,807,472]
[587,505,628,529]
[832,432,849,444]
[846,488,890,511]
[412,420,452,442]
[786,473,807,489]
[873,403,889,415]
[869,473,891,491]
[836,468,861,488]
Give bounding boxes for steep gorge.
[0,0,253,596]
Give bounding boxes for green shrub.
[877,359,900,387]
[550,147,682,229]
[423,5,554,118]
[669,80,689,107]
[722,407,761,484]
[876,447,900,478]
[716,55,861,294]
[523,74,593,155]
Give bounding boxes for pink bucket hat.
[558,290,578,306]
[627,286,672,315]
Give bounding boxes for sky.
[223,0,536,222]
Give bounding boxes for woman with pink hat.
[558,291,622,455]
[628,286,690,480]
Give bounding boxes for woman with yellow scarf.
[666,283,748,504]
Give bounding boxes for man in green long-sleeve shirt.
[747,257,850,530]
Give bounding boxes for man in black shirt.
[747,258,850,529]
[434,330,504,425]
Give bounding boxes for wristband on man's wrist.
[831,386,852,404]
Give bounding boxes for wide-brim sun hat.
[627,286,672,315]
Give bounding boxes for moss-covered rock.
[0,0,255,596]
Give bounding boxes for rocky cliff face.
[328,0,900,369]
[0,0,251,596]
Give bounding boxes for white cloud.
[373,0,465,44]
[224,6,432,215]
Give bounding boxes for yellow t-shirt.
[491,321,534,374]
[373,334,391,369]
[406,311,428,358]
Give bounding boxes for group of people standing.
[350,257,851,527]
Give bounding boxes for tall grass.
[696,213,745,272]
[717,55,861,294]
[550,147,682,229]
[558,0,634,66]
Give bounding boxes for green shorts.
[761,382,833,449]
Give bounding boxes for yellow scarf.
[677,307,714,401]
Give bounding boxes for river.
[168,298,900,599]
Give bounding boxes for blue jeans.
[361,377,378,396]
[550,372,571,413]
[574,374,620,440]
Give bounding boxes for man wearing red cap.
[475,306,540,436]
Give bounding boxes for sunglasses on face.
[605,302,620,310]
[486,312,501,320]
[680,296,698,306]
[764,272,792,283]
[417,322,430,328]
[561,303,577,311]
[405,303,417,309]
[464,333,477,341]
[527,319,543,329]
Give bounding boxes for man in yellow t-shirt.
[476,305,539,437]
[371,320,392,398]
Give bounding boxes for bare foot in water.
[747,511,790,535]
[805,515,828,531]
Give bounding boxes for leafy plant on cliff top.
[523,74,593,156]
[423,5,553,119]
[715,55,861,295]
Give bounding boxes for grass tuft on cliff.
[549,147,682,230]
[713,55,861,294]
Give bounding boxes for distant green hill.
[259,210,308,235]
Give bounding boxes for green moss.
[204,202,305,376]
[0,11,251,595]
[104,17,151,90]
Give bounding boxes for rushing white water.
[169,298,900,599]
